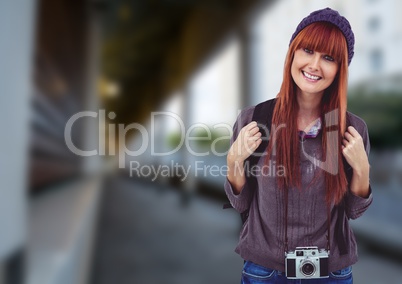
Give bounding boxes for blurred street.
[90,176,242,284]
[89,176,402,284]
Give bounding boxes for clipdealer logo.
[64,108,341,180]
[64,110,233,168]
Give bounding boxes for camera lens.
[301,262,315,276]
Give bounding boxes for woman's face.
[291,47,339,98]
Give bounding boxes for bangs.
[295,22,347,64]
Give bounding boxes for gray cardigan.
[224,105,373,273]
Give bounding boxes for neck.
[296,91,323,131]
[297,91,322,119]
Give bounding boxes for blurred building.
[1,0,103,283]
[350,0,402,92]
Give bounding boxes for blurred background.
[0,0,401,283]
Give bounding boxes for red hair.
[267,22,349,204]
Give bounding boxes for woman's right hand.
[227,121,261,193]
[228,121,262,162]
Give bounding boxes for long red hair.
[268,22,349,204]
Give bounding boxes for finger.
[342,139,349,147]
[347,126,360,137]
[248,125,260,136]
[252,138,262,149]
[252,131,262,139]
[246,133,261,144]
[245,139,261,153]
[245,121,258,131]
[344,131,353,142]
[254,138,262,148]
[241,122,259,137]
[250,136,262,145]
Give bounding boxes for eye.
[324,55,335,62]
[303,48,313,54]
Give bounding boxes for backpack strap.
[223,98,277,224]
[335,113,353,255]
[244,98,277,190]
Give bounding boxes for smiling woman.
[225,7,373,283]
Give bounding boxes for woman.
[225,8,372,283]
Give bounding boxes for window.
[370,49,383,72]
[368,17,380,32]
[189,38,241,126]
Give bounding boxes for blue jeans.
[241,261,353,284]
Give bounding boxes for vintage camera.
[285,246,329,279]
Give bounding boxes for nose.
[308,54,321,70]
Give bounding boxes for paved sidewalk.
[90,177,243,284]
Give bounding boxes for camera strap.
[284,186,331,254]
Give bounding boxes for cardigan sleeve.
[224,106,256,213]
[344,113,373,220]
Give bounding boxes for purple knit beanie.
[289,7,355,65]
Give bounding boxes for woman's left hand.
[342,126,370,197]
[342,126,369,172]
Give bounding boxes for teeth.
[303,71,320,80]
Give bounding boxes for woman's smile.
[302,71,321,81]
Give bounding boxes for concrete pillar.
[181,83,197,205]
[82,9,103,175]
[238,20,253,108]
[0,0,36,265]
